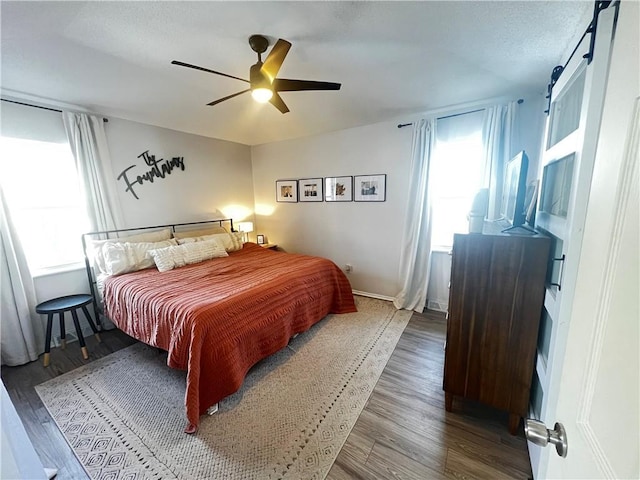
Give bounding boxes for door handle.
[550,254,566,291]
[524,418,568,458]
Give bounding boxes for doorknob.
[524,418,568,458]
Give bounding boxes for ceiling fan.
[171,35,341,114]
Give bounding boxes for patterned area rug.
[36,296,412,480]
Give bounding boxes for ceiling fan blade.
[269,92,290,114]
[261,39,292,82]
[171,60,249,83]
[207,89,251,106]
[274,79,341,92]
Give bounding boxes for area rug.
[36,296,412,480]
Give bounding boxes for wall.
[427,252,452,311]
[251,120,413,298]
[516,94,546,183]
[1,381,48,479]
[105,118,253,228]
[251,97,545,301]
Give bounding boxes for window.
[0,136,89,272]
[430,111,485,248]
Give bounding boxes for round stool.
[36,294,101,367]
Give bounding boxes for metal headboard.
[81,218,235,327]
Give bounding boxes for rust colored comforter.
[103,243,356,432]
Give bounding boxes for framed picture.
[256,234,265,245]
[325,176,353,202]
[354,174,386,202]
[276,179,298,202]
[298,178,323,202]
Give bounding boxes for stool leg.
[91,301,102,331]
[59,312,66,349]
[81,305,101,343]
[43,314,53,367]
[71,309,89,360]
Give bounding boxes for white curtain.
[0,186,44,366]
[394,119,436,312]
[62,112,122,231]
[63,112,121,329]
[482,101,518,220]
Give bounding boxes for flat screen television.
[500,151,535,233]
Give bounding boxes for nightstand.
[260,243,278,250]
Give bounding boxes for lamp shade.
[237,222,254,233]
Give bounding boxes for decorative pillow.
[117,228,173,243]
[87,228,173,274]
[172,226,229,240]
[148,239,228,272]
[102,239,178,276]
[230,231,244,249]
[176,231,243,252]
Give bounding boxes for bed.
[82,219,356,433]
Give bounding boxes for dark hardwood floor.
[2,310,533,479]
[327,310,533,479]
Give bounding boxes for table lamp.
[237,222,254,243]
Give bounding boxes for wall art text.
[117,150,186,199]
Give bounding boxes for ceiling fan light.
[251,88,273,103]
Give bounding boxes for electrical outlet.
[345,264,352,273]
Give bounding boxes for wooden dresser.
[443,229,550,434]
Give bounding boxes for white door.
[530,2,639,478]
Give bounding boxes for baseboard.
[352,291,448,312]
[53,325,96,347]
[54,332,78,347]
[352,290,395,302]
[427,300,448,312]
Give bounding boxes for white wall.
[1,381,47,480]
[426,251,452,311]
[251,98,545,301]
[105,117,253,228]
[516,94,546,183]
[251,120,413,298]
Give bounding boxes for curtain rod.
[397,98,524,129]
[1,98,108,122]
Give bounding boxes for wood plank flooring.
[327,310,533,479]
[1,310,533,479]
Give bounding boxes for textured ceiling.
[1,1,592,146]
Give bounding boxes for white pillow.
[172,225,229,240]
[176,231,243,252]
[149,239,228,272]
[102,239,178,276]
[87,228,173,274]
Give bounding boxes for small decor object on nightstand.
[276,179,298,202]
[257,234,265,245]
[354,174,386,202]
